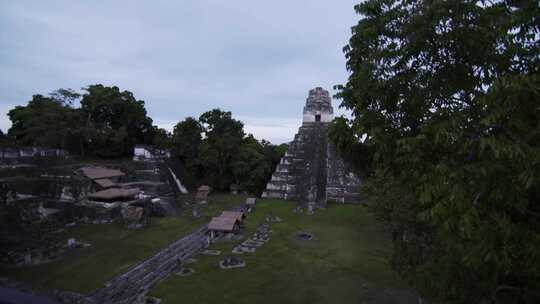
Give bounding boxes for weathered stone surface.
[175,268,194,277]
[302,87,334,123]
[295,232,314,241]
[87,225,209,304]
[201,249,221,256]
[241,240,264,248]
[232,246,255,254]
[262,87,362,205]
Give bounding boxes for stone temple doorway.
[315,114,321,122]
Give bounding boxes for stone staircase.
[262,122,362,205]
[263,123,327,206]
[326,145,362,203]
[86,225,209,304]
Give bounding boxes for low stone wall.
[86,225,209,304]
[0,148,69,160]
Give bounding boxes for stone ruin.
[262,87,361,207]
[87,225,210,304]
[133,144,171,162]
[0,159,187,266]
[0,147,69,160]
[296,231,314,241]
[219,256,246,269]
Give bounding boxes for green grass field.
[149,199,408,304]
[1,195,412,303]
[0,193,245,293]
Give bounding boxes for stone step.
[89,227,209,303]
[263,117,360,206]
[262,189,286,199]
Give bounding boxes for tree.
[260,140,288,190]
[171,117,204,184]
[171,111,283,194]
[80,85,154,157]
[198,109,245,190]
[7,85,169,158]
[231,135,271,194]
[261,140,288,170]
[0,129,6,145]
[151,127,171,149]
[332,1,539,302]
[7,94,81,149]
[0,129,11,149]
[172,117,203,165]
[49,88,81,107]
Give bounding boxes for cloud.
[0,0,359,143]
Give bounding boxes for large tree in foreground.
[332,0,539,302]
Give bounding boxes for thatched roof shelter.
[81,166,125,180]
[88,188,140,201]
[219,211,246,222]
[208,217,240,232]
[94,178,117,188]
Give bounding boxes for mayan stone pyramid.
[262,87,361,207]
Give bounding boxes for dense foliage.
[80,85,156,157]
[172,117,203,170]
[171,109,286,194]
[331,0,539,302]
[7,85,163,157]
[6,86,284,194]
[8,93,82,150]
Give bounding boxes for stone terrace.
[86,225,209,304]
[262,87,362,205]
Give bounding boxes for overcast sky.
[0,0,359,144]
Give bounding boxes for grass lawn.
[0,193,247,294]
[149,199,408,304]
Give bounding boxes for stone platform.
[262,87,361,205]
[86,225,209,304]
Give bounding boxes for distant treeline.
[1,85,287,194]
